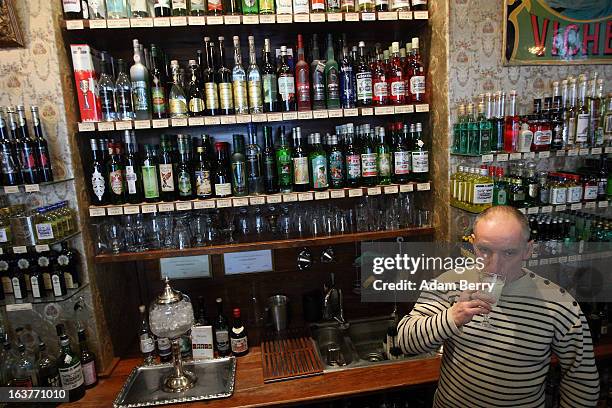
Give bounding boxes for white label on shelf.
[259,15,276,23]
[277,112,296,122]
[349,188,364,197]
[283,193,298,202]
[361,12,375,21]
[6,303,32,312]
[523,152,535,159]
[220,115,236,124]
[298,111,313,120]
[527,206,539,214]
[107,18,130,28]
[538,151,550,158]
[152,119,169,128]
[188,16,206,25]
[89,207,106,217]
[343,108,358,117]
[123,205,140,214]
[579,148,590,156]
[25,184,40,193]
[66,20,84,30]
[415,104,429,112]
[541,205,552,213]
[417,182,431,191]
[567,149,579,156]
[556,149,566,156]
[89,19,107,29]
[598,200,609,208]
[207,16,223,25]
[313,110,329,119]
[158,203,175,212]
[414,11,428,19]
[250,196,266,205]
[154,17,170,26]
[585,201,596,209]
[298,192,314,201]
[528,259,539,267]
[310,13,326,22]
[375,106,394,115]
[97,122,115,131]
[171,118,188,127]
[509,152,522,160]
[570,202,582,210]
[554,205,567,212]
[481,154,494,163]
[398,11,412,19]
[235,114,252,123]
[216,199,232,208]
[606,147,612,154]
[193,200,216,209]
[130,18,153,27]
[378,11,397,20]
[384,185,399,194]
[568,255,578,263]
[13,246,27,254]
[242,15,259,24]
[326,13,342,21]
[591,147,602,155]
[252,113,267,122]
[559,256,568,264]
[328,109,343,118]
[204,116,221,125]
[134,120,150,129]
[4,186,18,194]
[188,117,205,126]
[176,202,192,211]
[496,154,509,162]
[330,189,345,198]
[367,187,382,195]
[277,14,293,23]
[35,244,50,253]
[115,120,132,130]
[78,122,95,132]
[224,15,241,24]
[314,191,330,200]
[233,198,249,207]
[400,184,414,192]
[267,113,283,122]
[107,206,124,216]
[539,258,549,265]
[361,107,374,116]
[394,105,414,114]
[345,12,359,21]
[267,194,282,204]
[141,204,157,214]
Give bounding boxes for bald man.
[397,206,600,407]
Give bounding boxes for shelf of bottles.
[0,231,82,257]
[1,283,88,310]
[1,178,76,195]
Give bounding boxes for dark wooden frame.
[0,0,24,48]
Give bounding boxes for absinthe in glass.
[130,39,152,120]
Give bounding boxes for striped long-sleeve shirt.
[397,268,600,408]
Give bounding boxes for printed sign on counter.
[224,250,273,274]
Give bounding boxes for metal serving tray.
[113,357,236,408]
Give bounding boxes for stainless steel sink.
[310,316,436,372]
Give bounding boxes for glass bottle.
[63,0,87,19]
[190,0,206,14]
[358,0,374,12]
[12,344,36,387]
[372,50,389,107]
[292,127,310,192]
[114,59,134,120]
[231,36,249,115]
[411,0,426,10]
[392,124,410,184]
[344,129,361,187]
[391,0,409,11]
[123,131,143,204]
[340,0,354,11]
[375,0,387,11]
[565,78,578,147]
[176,135,194,200]
[107,142,126,205]
[230,308,249,356]
[158,135,177,202]
[311,35,326,111]
[231,134,248,196]
[89,139,108,205]
[149,45,167,119]
[575,74,590,147]
[168,60,188,118]
[214,298,230,357]
[129,0,149,17]
[98,53,117,122]
[213,142,232,198]
[311,0,325,12]
[260,0,275,13]
[27,107,52,183]
[247,36,264,114]
[308,133,329,191]
[130,39,151,120]
[295,34,311,112]
[277,0,293,13]
[106,0,130,18]
[328,135,344,189]
[36,341,60,387]
[186,59,205,117]
[277,46,296,112]
[293,0,309,13]
[0,108,22,186]
[141,144,161,203]
[78,329,97,388]
[171,0,188,15]
[324,34,340,109]
[376,127,391,185]
[276,129,293,193]
[246,124,264,195]
[242,0,259,14]
[138,305,156,365]
[262,38,278,113]
[208,0,224,14]
[326,0,340,12]
[504,90,520,152]
[477,100,491,154]
[217,37,235,115]
[56,324,85,402]
[194,138,213,200]
[407,37,425,103]
[355,41,373,107]
[203,37,220,116]
[14,106,38,184]
[361,128,378,186]
[262,126,278,194]
[154,0,172,15]
[388,42,405,105]
[339,47,356,109]
[410,123,428,182]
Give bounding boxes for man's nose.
[486,253,501,273]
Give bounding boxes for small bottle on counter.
[138,305,156,365]
[214,298,231,357]
[157,337,172,363]
[230,308,249,357]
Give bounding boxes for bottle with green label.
[141,144,161,203]
[276,128,293,193]
[292,127,310,192]
[176,135,194,200]
[260,0,275,13]
[309,133,329,191]
[56,324,85,402]
[262,38,278,113]
[376,127,391,185]
[328,134,344,188]
[242,0,259,13]
[231,134,248,196]
[158,135,178,202]
[150,45,167,119]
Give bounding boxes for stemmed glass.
[478,271,505,328]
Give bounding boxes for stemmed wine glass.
[478,271,505,328]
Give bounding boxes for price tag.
[6,303,33,312]
[568,255,578,263]
[234,114,251,123]
[12,246,27,254]
[130,18,154,27]
[294,13,310,22]
[188,117,204,126]
[78,122,95,132]
[591,147,602,155]
[538,151,550,159]
[361,12,376,21]
[134,120,151,129]
[400,184,414,192]
[267,194,282,204]
[585,201,596,209]
[204,116,221,125]
[375,106,394,115]
[89,19,107,29]
[314,191,330,200]
[384,185,399,194]
[242,15,259,24]
[89,207,106,217]
[598,200,609,208]
[541,205,552,213]
[124,205,140,214]
[252,113,267,122]
[549,257,559,264]
[310,13,326,22]
[282,112,298,120]
[360,107,374,116]
[141,204,157,213]
[579,148,590,156]
[188,16,206,25]
[298,192,314,201]
[523,152,535,159]
[250,196,266,205]
[527,206,539,214]
[158,203,175,212]
[558,256,568,263]
[194,200,215,209]
[570,202,582,210]
[349,188,364,197]
[107,206,124,216]
[277,14,293,23]
[378,11,397,20]
[327,13,342,21]
[344,108,358,117]
[328,109,343,118]
[25,184,40,193]
[481,154,494,163]
[171,118,188,127]
[330,189,345,198]
[415,104,429,112]
[176,202,192,211]
[606,147,612,154]
[298,111,313,120]
[115,120,132,130]
[233,198,249,207]
[496,154,508,162]
[567,149,578,157]
[528,259,539,267]
[554,205,567,212]
[509,152,522,160]
[259,14,276,23]
[413,10,428,19]
[107,18,130,28]
[4,186,18,194]
[152,119,169,128]
[207,16,223,25]
[97,122,115,131]
[216,199,232,208]
[154,17,170,26]
[224,15,241,24]
[417,183,431,191]
[367,187,382,195]
[220,115,236,124]
[398,11,412,19]
[345,12,359,21]
[283,193,298,202]
[556,149,566,157]
[268,113,283,122]
[35,244,50,253]
[313,110,329,119]
[394,105,414,114]
[66,20,84,30]
[539,258,549,265]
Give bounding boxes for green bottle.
[56,324,85,402]
[477,100,491,154]
[275,128,293,193]
[292,127,310,192]
[231,134,248,196]
[141,144,161,203]
[242,0,259,14]
[159,135,178,202]
[308,133,329,191]
[452,104,465,154]
[176,135,194,200]
[376,127,391,185]
[467,103,479,155]
[459,103,471,154]
[324,34,340,109]
[328,135,345,189]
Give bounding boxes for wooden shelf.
[93,226,435,263]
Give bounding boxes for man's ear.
[523,240,534,260]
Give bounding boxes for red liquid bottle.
[407,37,426,103]
[372,50,389,106]
[388,42,406,105]
[295,34,311,111]
[504,90,520,152]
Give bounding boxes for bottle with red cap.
[230,308,249,357]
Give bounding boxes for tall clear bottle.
[262,39,279,113]
[217,37,235,115]
[169,60,188,118]
[565,78,578,147]
[247,36,264,114]
[99,53,117,121]
[124,130,143,204]
[12,344,36,387]
[575,74,590,147]
[130,39,151,120]
[231,134,248,196]
[115,59,135,120]
[232,36,249,115]
[150,45,167,119]
[246,123,264,195]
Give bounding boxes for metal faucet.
[323,273,348,328]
